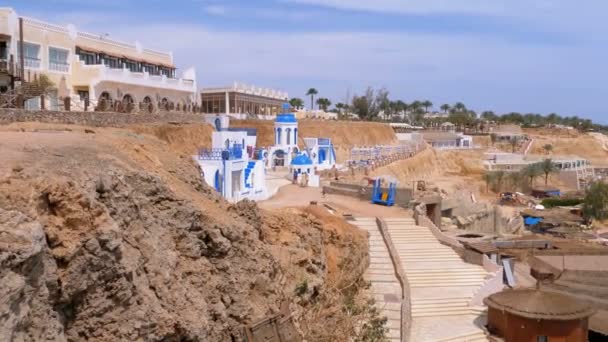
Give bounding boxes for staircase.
[0,81,43,108]
[383,217,490,341]
[244,161,256,188]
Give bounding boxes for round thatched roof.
[484,289,595,321]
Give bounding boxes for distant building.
[490,124,526,141]
[485,289,595,342]
[200,82,288,118]
[484,153,592,173]
[0,7,197,111]
[421,131,474,149]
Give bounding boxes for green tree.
[543,144,553,155]
[583,182,608,224]
[523,164,543,187]
[316,97,332,111]
[422,100,433,113]
[481,111,496,121]
[306,88,318,110]
[540,159,558,185]
[440,104,450,114]
[289,97,304,109]
[351,87,379,121]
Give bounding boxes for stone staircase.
[352,217,402,342]
[383,217,490,342]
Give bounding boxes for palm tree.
[306,88,318,110]
[316,98,332,111]
[483,172,494,193]
[289,97,304,109]
[523,164,543,187]
[540,159,558,185]
[543,144,553,155]
[422,100,433,113]
[453,102,466,112]
[410,100,422,113]
[440,104,450,114]
[510,137,519,153]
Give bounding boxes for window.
[49,47,69,72]
[16,42,41,69]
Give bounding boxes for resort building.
[420,131,474,149]
[490,124,526,141]
[484,153,592,173]
[200,82,288,119]
[0,7,196,111]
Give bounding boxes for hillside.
[232,119,397,162]
[525,128,608,166]
[0,121,370,341]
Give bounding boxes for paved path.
[384,217,489,342]
[352,217,401,342]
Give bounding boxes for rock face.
[0,161,282,341]
[0,125,369,342]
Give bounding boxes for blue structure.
[371,178,397,206]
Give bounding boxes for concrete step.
[412,309,475,318]
[412,302,469,309]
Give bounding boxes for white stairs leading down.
[353,217,402,342]
[383,217,490,342]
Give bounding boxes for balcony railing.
[49,61,69,73]
[17,56,41,69]
[198,145,244,161]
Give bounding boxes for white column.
[225,91,230,115]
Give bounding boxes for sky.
[8,0,608,123]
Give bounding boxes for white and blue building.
[196,126,268,202]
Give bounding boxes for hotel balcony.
[72,58,196,94]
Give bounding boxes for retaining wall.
[0,108,208,127]
[323,181,413,207]
[375,217,411,342]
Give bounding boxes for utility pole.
[18,17,25,82]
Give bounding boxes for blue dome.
[291,154,313,165]
[275,113,297,123]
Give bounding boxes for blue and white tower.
[271,103,299,166]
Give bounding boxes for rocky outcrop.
[0,164,283,341]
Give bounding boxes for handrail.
[375,217,411,342]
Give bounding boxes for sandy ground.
[260,183,411,218]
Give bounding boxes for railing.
[18,57,41,69]
[198,145,244,161]
[49,61,69,73]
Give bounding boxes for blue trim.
[214,170,221,192]
[275,113,297,123]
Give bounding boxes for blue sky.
[9,0,608,122]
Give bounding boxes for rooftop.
[201,82,288,100]
[421,131,461,142]
[484,289,596,320]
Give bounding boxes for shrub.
[541,198,584,208]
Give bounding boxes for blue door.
[214,170,221,192]
[319,149,326,163]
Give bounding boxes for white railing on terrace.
[77,31,135,50]
[49,61,69,73]
[23,16,68,34]
[95,64,195,91]
[17,57,41,70]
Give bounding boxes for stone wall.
[323,181,413,207]
[0,108,208,127]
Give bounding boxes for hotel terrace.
[201,82,288,119]
[0,7,196,111]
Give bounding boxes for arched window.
[225,139,230,149]
[294,128,298,144]
[286,128,291,145]
[277,128,282,145]
[214,118,221,131]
